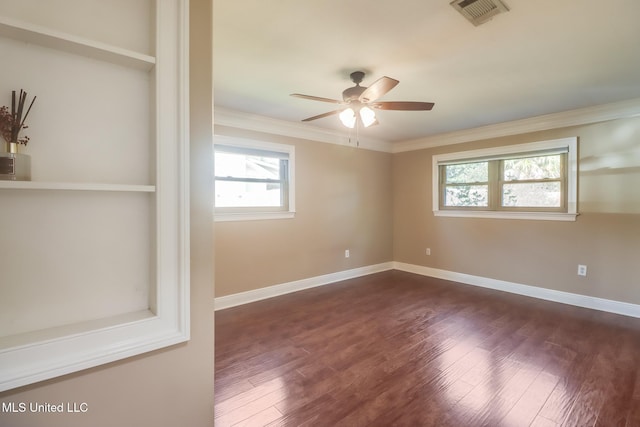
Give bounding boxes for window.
[433,137,578,221]
[214,136,295,221]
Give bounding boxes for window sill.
[433,210,578,221]
[215,211,296,222]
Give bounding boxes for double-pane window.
[441,152,566,211]
[501,154,564,209]
[433,138,578,221]
[214,138,295,221]
[442,161,490,208]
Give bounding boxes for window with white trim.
[214,136,295,221]
[432,137,578,221]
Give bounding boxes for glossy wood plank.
[233,406,282,427]
[626,368,640,426]
[502,371,560,426]
[215,270,640,426]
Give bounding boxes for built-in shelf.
[0,181,155,192]
[0,0,188,393]
[0,15,156,71]
[0,309,155,351]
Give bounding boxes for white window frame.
[432,137,578,221]
[214,135,296,222]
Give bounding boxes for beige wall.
[393,116,640,304]
[0,1,215,426]
[214,126,394,296]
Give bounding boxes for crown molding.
[392,97,640,153]
[214,98,640,155]
[214,107,393,153]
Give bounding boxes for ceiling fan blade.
[301,110,341,122]
[372,101,435,111]
[291,93,342,104]
[358,76,399,103]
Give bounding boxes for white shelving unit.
[0,15,156,71]
[0,181,155,192]
[0,0,189,392]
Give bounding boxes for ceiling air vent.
[450,0,510,26]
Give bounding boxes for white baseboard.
[214,261,640,319]
[214,262,394,311]
[394,262,640,319]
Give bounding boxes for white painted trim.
[0,311,187,392]
[432,210,578,221]
[215,98,640,154]
[214,98,640,153]
[215,211,295,222]
[214,134,295,155]
[153,0,191,345]
[176,0,191,344]
[214,262,394,310]
[214,107,393,153]
[393,262,640,319]
[0,0,190,392]
[393,97,640,153]
[214,261,640,319]
[432,137,577,163]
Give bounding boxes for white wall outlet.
[577,264,587,276]
[345,249,350,258]
[426,248,431,256]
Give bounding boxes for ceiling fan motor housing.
[343,86,366,102]
[342,71,367,102]
[350,71,365,84]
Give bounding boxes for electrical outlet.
[345,249,350,258]
[426,248,431,256]
[577,264,587,276]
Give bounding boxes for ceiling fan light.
[360,106,376,127]
[339,108,356,128]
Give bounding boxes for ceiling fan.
[291,71,434,129]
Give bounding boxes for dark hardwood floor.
[214,270,640,426]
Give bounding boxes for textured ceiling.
[213,0,640,143]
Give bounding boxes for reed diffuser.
[0,89,36,180]
[0,90,36,149]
